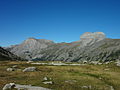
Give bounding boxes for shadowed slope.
[0,47,22,61]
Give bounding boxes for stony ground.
[0,61,120,90]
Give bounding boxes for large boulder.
[6,68,15,71]
[3,83,15,90]
[43,81,53,84]
[116,61,120,66]
[23,67,37,72]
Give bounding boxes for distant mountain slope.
[0,47,22,61]
[6,38,54,60]
[6,32,120,62]
[36,39,120,62]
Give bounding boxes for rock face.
[0,47,22,61]
[80,32,106,46]
[6,32,120,62]
[7,38,54,60]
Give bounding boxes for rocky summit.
[7,38,54,60]
[80,32,106,46]
[6,32,120,62]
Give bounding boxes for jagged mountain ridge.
[0,47,22,61]
[6,32,120,62]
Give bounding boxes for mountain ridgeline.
[6,32,120,62]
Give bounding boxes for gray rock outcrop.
[43,81,53,84]
[3,83,15,90]
[116,61,120,66]
[23,67,37,72]
[3,83,51,90]
[6,68,15,71]
[42,77,53,84]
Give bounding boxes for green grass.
[0,61,120,90]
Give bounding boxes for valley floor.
[0,61,120,90]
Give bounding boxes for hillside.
[0,47,22,61]
[6,32,120,62]
[6,38,54,60]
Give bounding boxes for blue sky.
[0,0,120,46]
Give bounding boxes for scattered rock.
[43,77,52,81]
[105,62,110,64]
[65,80,77,84]
[117,63,120,66]
[23,67,37,72]
[27,60,33,63]
[43,81,53,84]
[83,60,88,64]
[98,63,102,65]
[12,65,18,68]
[110,86,114,90]
[43,77,48,81]
[99,77,102,80]
[116,61,120,66]
[81,85,91,89]
[43,77,53,84]
[3,84,11,90]
[3,83,15,90]
[3,83,51,90]
[6,68,15,71]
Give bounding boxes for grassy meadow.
[0,61,120,90]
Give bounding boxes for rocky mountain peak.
[25,37,54,44]
[24,37,37,44]
[80,32,106,40]
[80,32,106,46]
[6,37,54,60]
